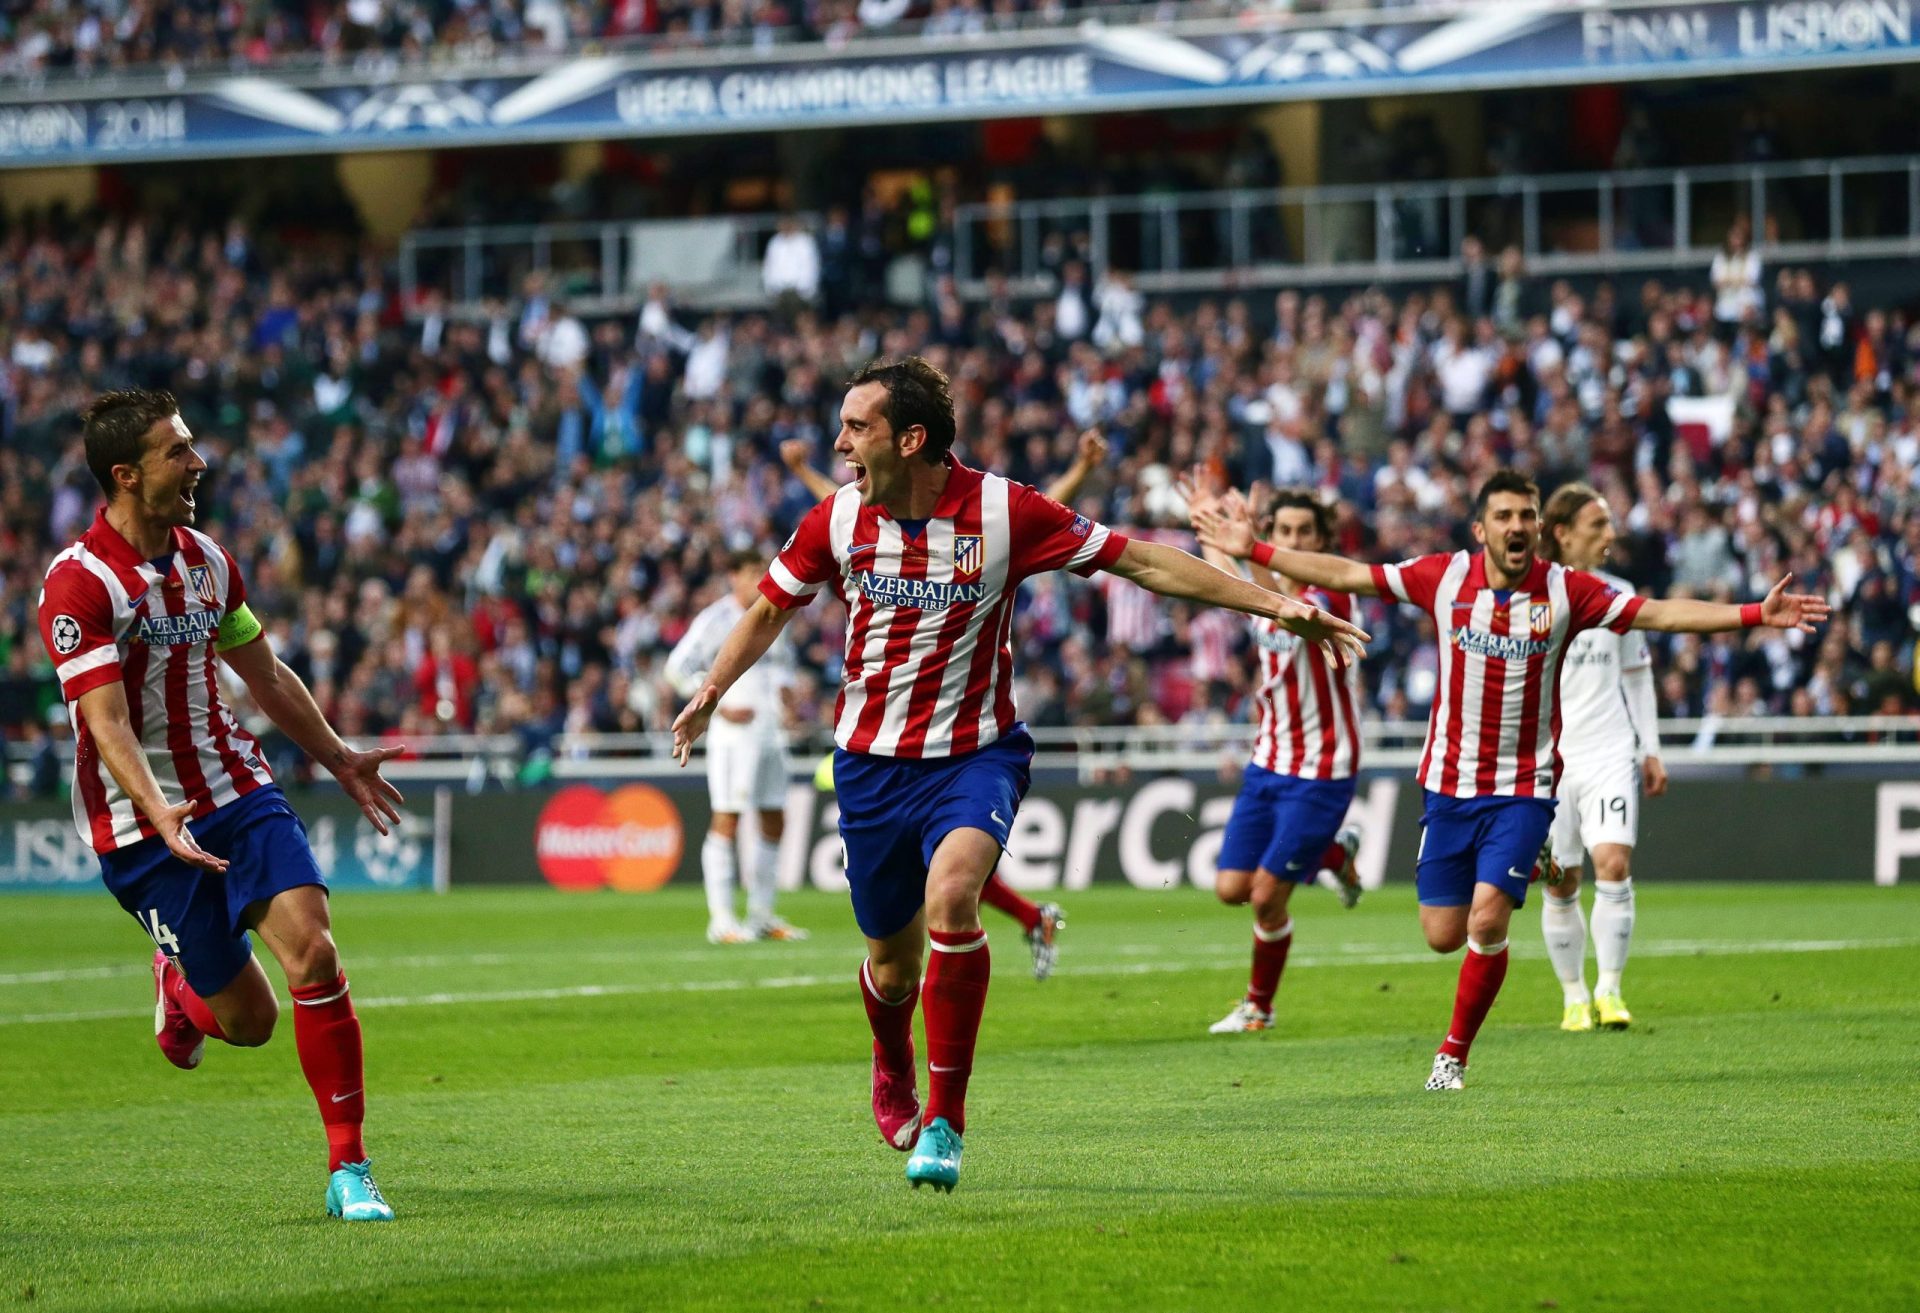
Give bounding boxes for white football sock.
[1592,878,1635,996]
[746,833,781,927]
[702,830,738,928]
[1541,889,1589,1006]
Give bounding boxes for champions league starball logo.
[344,84,489,132]
[1231,30,1395,82]
[50,614,81,655]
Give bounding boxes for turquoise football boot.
[905,1116,963,1192]
[326,1159,395,1222]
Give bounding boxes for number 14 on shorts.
[141,908,181,955]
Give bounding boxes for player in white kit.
[665,550,808,944]
[1538,484,1667,1031]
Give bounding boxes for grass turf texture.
[3,883,1916,1312]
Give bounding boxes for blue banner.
[2,3,1915,166]
[0,791,444,893]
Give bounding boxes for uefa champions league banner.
[0,789,449,893]
[3,3,1918,166]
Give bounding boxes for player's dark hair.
[846,357,956,465]
[1472,468,1541,519]
[82,389,179,500]
[1268,489,1334,546]
[728,547,764,573]
[1540,482,1603,564]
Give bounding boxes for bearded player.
[1196,469,1826,1091]
[677,358,1367,1190]
[1538,484,1666,1031]
[1182,478,1364,1035]
[38,390,404,1219]
[780,430,1110,980]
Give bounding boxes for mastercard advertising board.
[534,784,685,892]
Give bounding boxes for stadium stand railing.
[398,153,1920,315]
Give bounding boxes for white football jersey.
[664,593,794,724]
[1555,569,1651,762]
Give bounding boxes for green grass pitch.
[3,882,1917,1312]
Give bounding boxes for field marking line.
[3,936,1916,1027]
[10,932,1911,989]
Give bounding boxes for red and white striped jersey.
[1369,551,1644,798]
[1247,586,1364,780]
[761,460,1128,758]
[38,511,273,854]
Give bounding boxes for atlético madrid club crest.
[953,535,983,579]
[1528,600,1552,637]
[186,564,218,607]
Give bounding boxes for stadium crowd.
[2,205,1917,794]
[0,0,1571,81]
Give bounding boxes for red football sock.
[859,958,918,1073]
[1438,940,1510,1064]
[1246,918,1294,1011]
[167,967,227,1041]
[290,974,366,1172]
[922,929,990,1136]
[978,871,1042,934]
[1317,840,1349,872]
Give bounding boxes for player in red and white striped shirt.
[1196,469,1828,1090]
[37,390,407,1221]
[1186,483,1366,1035]
[780,432,1113,979]
[677,358,1368,1190]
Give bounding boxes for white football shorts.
[707,719,789,814]
[1550,753,1640,868]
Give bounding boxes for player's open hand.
[332,745,407,836]
[1758,574,1830,634]
[1272,594,1371,670]
[1173,470,1218,522]
[154,799,228,874]
[672,684,720,766]
[1190,498,1257,561]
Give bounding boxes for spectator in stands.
[1711,222,1763,341]
[762,216,822,313]
[2,194,1916,778]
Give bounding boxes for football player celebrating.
[779,430,1110,980]
[1181,476,1365,1035]
[38,390,404,1219]
[680,358,1367,1190]
[1195,470,1826,1091]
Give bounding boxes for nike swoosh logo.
[1507,868,1528,880]
[929,1064,965,1073]
[990,810,1005,826]
[1284,861,1303,871]
[331,1090,363,1104]
[848,543,879,557]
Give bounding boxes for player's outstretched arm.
[1105,539,1370,668]
[220,635,406,835]
[74,681,228,873]
[1045,429,1109,505]
[780,438,843,503]
[1190,498,1380,597]
[1632,574,1830,636]
[672,595,798,765]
